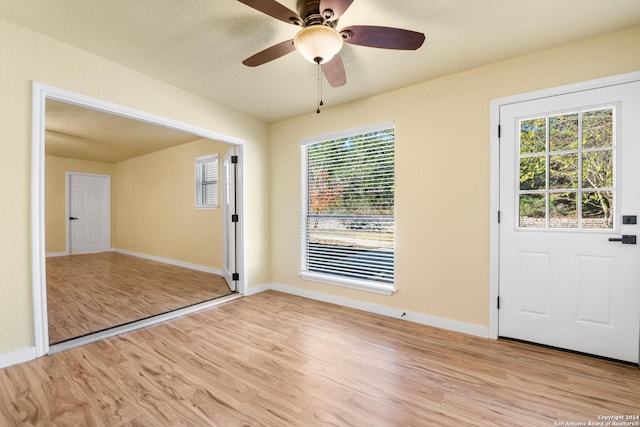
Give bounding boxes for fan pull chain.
[316,61,324,114]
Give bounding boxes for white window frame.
[195,154,219,209]
[299,121,396,295]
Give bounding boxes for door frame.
[489,70,640,340]
[65,172,111,255]
[31,82,247,357]
[222,147,237,291]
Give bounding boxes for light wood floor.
[46,252,232,344]
[2,291,639,426]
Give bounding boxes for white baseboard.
[112,248,222,275]
[46,252,67,258]
[252,283,490,339]
[0,346,36,369]
[244,283,272,296]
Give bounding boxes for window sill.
[195,205,219,210]
[299,272,396,295]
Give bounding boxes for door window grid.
[517,107,615,230]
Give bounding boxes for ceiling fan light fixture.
[294,25,344,64]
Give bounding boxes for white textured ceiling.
[2,0,640,123]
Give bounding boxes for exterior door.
[499,81,640,363]
[222,147,237,291]
[68,173,110,254]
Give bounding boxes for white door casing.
[222,146,237,291]
[497,80,640,363]
[68,173,111,254]
[32,82,247,357]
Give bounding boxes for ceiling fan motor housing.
[297,0,338,23]
[297,0,321,19]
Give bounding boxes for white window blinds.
[195,154,218,208]
[301,123,395,292]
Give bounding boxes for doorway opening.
[32,83,246,356]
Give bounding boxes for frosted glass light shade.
[294,25,344,64]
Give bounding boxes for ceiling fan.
[238,0,426,88]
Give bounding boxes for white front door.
[499,81,640,363]
[68,173,110,254]
[222,147,237,291]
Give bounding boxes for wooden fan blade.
[340,25,425,50]
[319,0,355,21]
[322,54,347,87]
[237,0,302,26]
[242,40,296,67]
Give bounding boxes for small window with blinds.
[195,154,218,209]
[300,122,395,295]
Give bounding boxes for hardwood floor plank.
[42,376,100,426]
[0,387,47,427]
[47,252,232,343]
[1,290,639,426]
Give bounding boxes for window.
[518,107,615,229]
[195,154,218,209]
[300,122,395,294]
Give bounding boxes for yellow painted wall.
[269,26,640,329]
[0,18,269,355]
[113,138,227,268]
[45,156,115,254]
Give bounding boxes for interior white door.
[68,173,111,254]
[222,147,237,291]
[499,81,640,363]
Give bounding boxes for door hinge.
[232,272,239,281]
[231,214,239,223]
[497,296,500,310]
[231,155,238,164]
[497,210,501,223]
[498,124,501,138]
